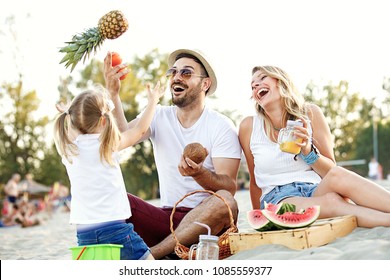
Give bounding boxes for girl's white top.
[63,134,131,224]
[250,115,321,201]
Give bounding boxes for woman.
[239,65,390,228]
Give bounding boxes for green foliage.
[354,122,390,178]
[382,77,390,102]
[304,79,390,177]
[34,143,70,187]
[0,80,49,182]
[304,80,369,161]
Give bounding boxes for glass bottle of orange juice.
[277,120,304,154]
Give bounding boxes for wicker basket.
[169,190,238,260]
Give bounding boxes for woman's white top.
[250,115,321,201]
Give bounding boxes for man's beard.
[172,82,202,108]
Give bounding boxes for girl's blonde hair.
[53,86,121,165]
[252,66,309,139]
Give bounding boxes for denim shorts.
[7,196,17,203]
[260,182,319,209]
[76,222,151,260]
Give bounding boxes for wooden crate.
[229,215,357,253]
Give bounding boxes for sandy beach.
[1,180,390,260]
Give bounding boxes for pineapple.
[59,10,128,72]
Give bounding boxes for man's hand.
[178,156,204,177]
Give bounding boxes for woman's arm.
[297,104,336,178]
[239,116,262,209]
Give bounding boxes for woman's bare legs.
[283,167,390,228]
[315,166,390,212]
[285,193,390,228]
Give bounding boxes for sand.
[1,180,390,260]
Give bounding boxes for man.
[104,49,242,259]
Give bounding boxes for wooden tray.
[229,215,357,253]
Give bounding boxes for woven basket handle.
[169,190,236,259]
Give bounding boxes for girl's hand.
[146,81,165,104]
[55,101,70,114]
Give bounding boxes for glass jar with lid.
[277,120,304,154]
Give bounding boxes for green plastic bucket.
[70,244,123,260]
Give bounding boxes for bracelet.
[300,144,320,165]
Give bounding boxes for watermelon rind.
[262,205,320,229]
[264,201,296,214]
[279,202,296,213]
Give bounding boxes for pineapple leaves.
[59,27,103,72]
[59,10,128,72]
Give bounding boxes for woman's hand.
[295,117,312,156]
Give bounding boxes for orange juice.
[277,120,304,154]
[279,139,303,154]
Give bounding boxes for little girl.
[53,83,164,260]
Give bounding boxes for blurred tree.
[304,80,367,161]
[35,143,70,187]
[0,80,49,182]
[0,14,52,185]
[354,121,390,178]
[304,79,390,177]
[382,76,390,107]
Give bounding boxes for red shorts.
[125,193,192,247]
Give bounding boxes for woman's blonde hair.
[252,66,309,139]
[53,86,121,165]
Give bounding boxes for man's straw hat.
[168,49,217,96]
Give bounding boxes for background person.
[368,157,379,180]
[4,173,21,208]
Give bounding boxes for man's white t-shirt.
[148,105,242,208]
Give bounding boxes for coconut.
[183,143,208,164]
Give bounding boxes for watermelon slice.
[247,209,274,231]
[262,205,320,229]
[247,202,296,232]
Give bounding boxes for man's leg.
[126,194,171,247]
[150,190,238,259]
